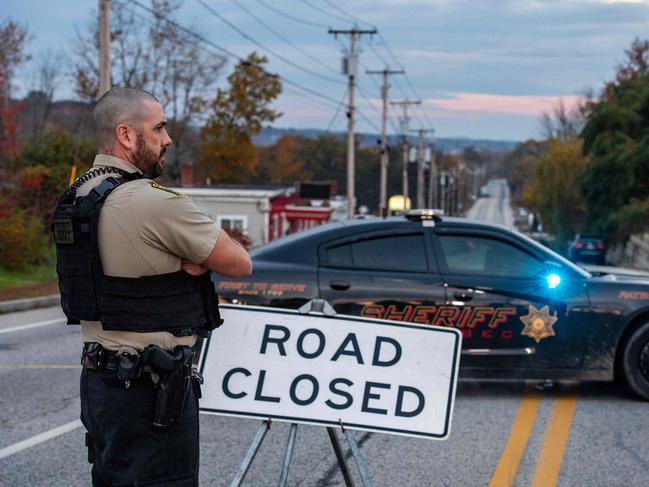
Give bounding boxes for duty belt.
[81,342,152,372]
[81,342,159,390]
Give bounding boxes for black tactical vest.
[52,167,222,337]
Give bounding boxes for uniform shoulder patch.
[150,182,187,198]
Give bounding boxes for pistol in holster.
[143,345,195,429]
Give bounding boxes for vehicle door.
[317,229,448,322]
[431,229,590,374]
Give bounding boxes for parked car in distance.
[569,233,606,265]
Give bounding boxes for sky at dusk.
[5,0,649,141]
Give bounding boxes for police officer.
[56,87,252,486]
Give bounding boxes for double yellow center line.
[488,392,578,487]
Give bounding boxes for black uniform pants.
[80,367,200,487]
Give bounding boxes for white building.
[174,187,334,248]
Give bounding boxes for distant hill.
[252,126,519,153]
[15,94,519,154]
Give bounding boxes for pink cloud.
[426,92,586,117]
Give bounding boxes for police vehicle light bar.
[405,209,444,222]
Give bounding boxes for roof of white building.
[170,187,292,199]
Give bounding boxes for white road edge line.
[0,318,66,335]
[0,419,83,460]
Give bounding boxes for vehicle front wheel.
[621,321,649,401]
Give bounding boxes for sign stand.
[230,419,372,487]
[229,300,374,487]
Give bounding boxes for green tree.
[14,131,94,224]
[0,208,47,270]
[197,53,282,183]
[581,38,649,239]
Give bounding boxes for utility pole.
[390,100,421,202]
[427,145,437,209]
[99,0,111,98]
[366,68,404,216]
[329,27,376,219]
[410,128,434,209]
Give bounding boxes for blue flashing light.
[546,273,561,289]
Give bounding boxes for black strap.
[60,167,139,204]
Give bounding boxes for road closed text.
[221,324,425,417]
[199,306,461,439]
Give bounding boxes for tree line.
[505,39,649,252]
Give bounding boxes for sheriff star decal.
[520,305,558,343]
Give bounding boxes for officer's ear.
[115,124,137,151]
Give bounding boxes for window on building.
[217,215,247,232]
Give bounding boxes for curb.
[0,294,60,314]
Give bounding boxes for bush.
[0,208,49,270]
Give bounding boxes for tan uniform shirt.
[77,154,221,351]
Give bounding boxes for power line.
[196,0,345,85]
[283,85,339,111]
[254,0,330,29]
[320,1,403,73]
[387,103,401,135]
[317,1,435,132]
[325,88,348,133]
[360,61,381,90]
[368,43,391,71]
[127,0,342,108]
[232,0,339,75]
[299,0,353,24]
[376,32,406,71]
[281,79,341,106]
[356,107,381,133]
[129,0,235,59]
[392,75,433,131]
[356,85,382,118]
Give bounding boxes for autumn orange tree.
[196,53,282,184]
[256,134,311,184]
[533,138,589,243]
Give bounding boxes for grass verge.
[0,248,58,301]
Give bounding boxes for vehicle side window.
[324,233,427,272]
[438,235,543,277]
[326,243,353,266]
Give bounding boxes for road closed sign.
[199,305,462,439]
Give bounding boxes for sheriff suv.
[212,210,649,401]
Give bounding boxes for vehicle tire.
[621,321,649,401]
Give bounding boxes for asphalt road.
[466,179,514,228]
[1,306,648,486]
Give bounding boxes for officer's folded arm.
[201,230,253,278]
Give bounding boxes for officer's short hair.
[93,87,159,151]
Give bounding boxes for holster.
[143,345,194,428]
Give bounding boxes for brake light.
[596,242,604,249]
[574,242,584,248]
